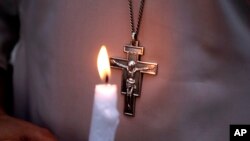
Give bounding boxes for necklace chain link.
[128,0,145,41]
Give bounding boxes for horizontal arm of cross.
[110,58,128,69]
[136,61,158,75]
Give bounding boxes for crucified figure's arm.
[135,65,155,72]
[111,59,128,69]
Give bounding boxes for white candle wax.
[89,84,119,141]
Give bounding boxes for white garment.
[6,0,250,141]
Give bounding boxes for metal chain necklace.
[110,0,158,117]
[128,0,145,44]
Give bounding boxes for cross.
[110,43,158,116]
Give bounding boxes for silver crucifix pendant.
[110,40,158,116]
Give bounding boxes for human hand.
[0,114,58,141]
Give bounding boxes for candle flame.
[97,45,111,82]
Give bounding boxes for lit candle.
[89,45,119,141]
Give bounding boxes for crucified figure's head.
[128,61,136,71]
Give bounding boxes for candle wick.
[105,75,109,84]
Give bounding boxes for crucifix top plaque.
[110,41,158,116]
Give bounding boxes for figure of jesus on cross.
[110,45,158,116]
[111,59,154,111]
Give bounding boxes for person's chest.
[14,0,250,141]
